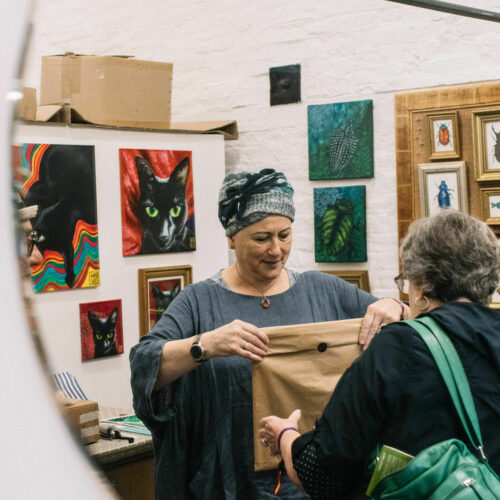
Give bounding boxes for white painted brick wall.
[22,0,500,298]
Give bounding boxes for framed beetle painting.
[472,109,500,181]
[138,265,192,336]
[427,111,460,160]
[418,161,468,217]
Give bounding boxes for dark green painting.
[308,100,373,180]
[314,186,367,263]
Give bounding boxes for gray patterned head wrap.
[218,168,295,236]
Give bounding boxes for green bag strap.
[402,316,487,461]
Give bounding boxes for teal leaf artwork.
[314,186,367,262]
[308,100,374,180]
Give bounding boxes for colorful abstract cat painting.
[80,299,124,361]
[120,149,196,256]
[20,144,100,292]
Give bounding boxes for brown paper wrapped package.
[252,318,363,471]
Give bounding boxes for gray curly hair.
[400,210,500,304]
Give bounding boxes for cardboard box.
[40,53,173,129]
[15,87,37,121]
[62,399,100,444]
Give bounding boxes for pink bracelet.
[277,426,298,453]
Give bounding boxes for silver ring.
[244,342,249,351]
[261,439,268,447]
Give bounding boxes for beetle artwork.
[436,121,453,149]
[436,180,453,209]
[491,125,500,164]
[491,201,500,210]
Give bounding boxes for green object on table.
[103,414,148,429]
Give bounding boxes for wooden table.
[87,408,154,500]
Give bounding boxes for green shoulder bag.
[371,316,500,499]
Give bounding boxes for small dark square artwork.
[269,64,301,106]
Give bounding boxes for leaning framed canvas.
[479,187,500,225]
[322,270,370,292]
[472,109,500,181]
[426,111,460,160]
[418,161,468,217]
[138,265,192,336]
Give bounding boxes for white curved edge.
[0,2,115,498]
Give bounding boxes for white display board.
[15,122,229,409]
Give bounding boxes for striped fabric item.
[53,372,88,400]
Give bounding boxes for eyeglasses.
[394,273,409,295]
[26,230,39,258]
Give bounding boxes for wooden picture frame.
[138,265,192,337]
[472,109,500,181]
[427,111,460,160]
[322,270,370,292]
[418,161,468,217]
[479,187,500,225]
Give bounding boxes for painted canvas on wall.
[120,149,196,255]
[308,100,374,180]
[20,144,100,292]
[79,299,123,361]
[314,186,367,262]
[269,64,301,106]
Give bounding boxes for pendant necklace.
[235,263,281,309]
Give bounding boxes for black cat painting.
[80,300,123,361]
[120,149,196,256]
[88,308,118,358]
[151,282,180,321]
[21,144,99,291]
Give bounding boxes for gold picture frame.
[480,187,500,225]
[138,265,192,337]
[472,109,500,181]
[322,270,370,292]
[427,111,460,160]
[418,161,468,217]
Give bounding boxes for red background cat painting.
[120,149,195,256]
[80,299,124,361]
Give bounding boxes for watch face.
[190,342,204,361]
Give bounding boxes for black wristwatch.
[190,334,206,363]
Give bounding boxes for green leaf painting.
[308,100,374,180]
[314,186,367,262]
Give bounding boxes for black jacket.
[292,301,500,498]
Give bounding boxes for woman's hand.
[358,298,409,350]
[204,319,269,362]
[259,409,301,456]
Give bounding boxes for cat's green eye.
[96,334,103,340]
[170,205,181,218]
[146,206,159,218]
[107,331,114,339]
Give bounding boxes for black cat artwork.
[151,282,180,322]
[23,145,97,288]
[135,155,196,254]
[88,307,118,358]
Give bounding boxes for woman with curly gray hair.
[259,210,500,499]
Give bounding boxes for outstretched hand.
[204,319,269,362]
[358,298,408,350]
[259,409,301,456]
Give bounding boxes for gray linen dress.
[130,270,376,499]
